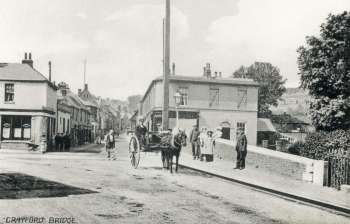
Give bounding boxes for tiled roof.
[0,63,48,81]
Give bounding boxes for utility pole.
[162,0,170,131]
[83,59,87,86]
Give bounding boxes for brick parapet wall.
[185,138,326,185]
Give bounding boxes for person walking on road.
[189,125,200,160]
[105,129,116,160]
[235,130,247,169]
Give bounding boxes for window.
[178,87,188,106]
[1,116,31,140]
[67,119,70,133]
[209,88,219,107]
[236,122,246,138]
[237,89,247,109]
[4,83,14,103]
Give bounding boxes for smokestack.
[22,52,33,68]
[48,61,52,82]
[205,63,211,78]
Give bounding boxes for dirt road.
[0,136,348,224]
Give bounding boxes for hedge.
[299,130,350,160]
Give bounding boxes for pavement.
[179,145,350,214]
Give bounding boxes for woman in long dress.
[199,127,207,161]
[202,130,215,162]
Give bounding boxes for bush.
[300,130,350,160]
[287,141,304,155]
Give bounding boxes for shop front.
[0,112,56,150]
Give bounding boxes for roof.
[142,75,259,102]
[0,63,47,81]
[0,63,56,89]
[152,75,259,86]
[79,88,99,107]
[258,118,277,132]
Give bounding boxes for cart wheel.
[129,136,140,168]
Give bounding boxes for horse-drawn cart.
[128,131,187,172]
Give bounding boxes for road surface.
[0,136,349,224]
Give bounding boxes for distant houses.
[0,54,129,152]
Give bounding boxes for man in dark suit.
[189,125,200,159]
[235,130,247,170]
[135,117,147,145]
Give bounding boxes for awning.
[258,118,277,132]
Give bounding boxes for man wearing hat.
[235,129,248,169]
[135,117,148,145]
[189,124,200,160]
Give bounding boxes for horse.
[161,130,187,173]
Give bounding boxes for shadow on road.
[0,173,98,199]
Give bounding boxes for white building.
[0,53,57,150]
[140,73,259,145]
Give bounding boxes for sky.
[0,0,349,100]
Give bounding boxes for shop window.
[1,116,31,140]
[4,83,14,103]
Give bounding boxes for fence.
[327,155,350,190]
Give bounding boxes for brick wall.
[185,138,326,185]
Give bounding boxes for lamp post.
[174,91,181,128]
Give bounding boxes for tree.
[127,95,142,112]
[232,62,286,118]
[297,11,350,131]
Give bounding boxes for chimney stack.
[84,83,88,90]
[48,61,52,82]
[203,63,211,78]
[219,72,222,78]
[22,52,33,68]
[78,89,82,95]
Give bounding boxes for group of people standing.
[189,125,222,162]
[190,125,248,170]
